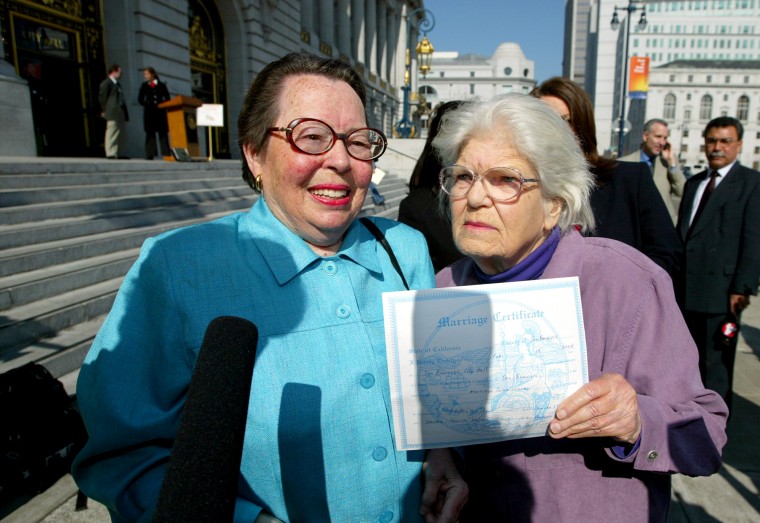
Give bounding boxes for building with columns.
[564,0,760,159]
[419,42,536,110]
[645,60,760,172]
[0,0,429,159]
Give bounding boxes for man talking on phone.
[621,118,686,223]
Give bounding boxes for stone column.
[319,0,335,53]
[0,37,36,156]
[336,0,351,59]
[365,0,378,75]
[377,1,387,81]
[351,0,365,69]
[301,1,315,33]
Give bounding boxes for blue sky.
[423,0,566,82]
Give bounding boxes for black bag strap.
[360,217,410,290]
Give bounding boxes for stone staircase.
[0,159,410,381]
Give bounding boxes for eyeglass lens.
[441,166,529,201]
[290,120,385,160]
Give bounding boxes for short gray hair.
[432,93,595,233]
[644,118,669,133]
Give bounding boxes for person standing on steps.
[98,64,129,159]
[138,67,171,160]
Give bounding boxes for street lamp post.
[395,7,435,139]
[610,1,647,156]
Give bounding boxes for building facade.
[418,42,535,121]
[0,0,428,159]
[565,0,760,161]
[646,60,760,171]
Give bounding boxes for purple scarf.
[475,226,560,283]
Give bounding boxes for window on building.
[745,76,751,83]
[685,108,692,120]
[737,95,750,120]
[755,146,760,154]
[706,75,712,82]
[504,67,512,76]
[688,75,694,82]
[721,110,728,117]
[439,72,444,78]
[683,128,689,137]
[687,93,692,101]
[664,94,677,119]
[724,94,729,102]
[470,84,475,95]
[470,71,475,78]
[700,95,713,120]
[682,144,688,153]
[669,74,676,82]
[725,75,731,83]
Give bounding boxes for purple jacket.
[437,229,728,522]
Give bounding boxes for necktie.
[689,170,718,230]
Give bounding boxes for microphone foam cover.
[153,316,258,522]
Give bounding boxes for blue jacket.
[72,197,435,522]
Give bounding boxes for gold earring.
[253,175,263,192]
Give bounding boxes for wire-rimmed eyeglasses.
[267,118,387,161]
[439,165,540,202]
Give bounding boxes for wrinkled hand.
[420,448,468,523]
[730,293,750,315]
[548,373,641,445]
[255,513,284,523]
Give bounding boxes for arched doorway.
[188,0,230,158]
[2,0,105,157]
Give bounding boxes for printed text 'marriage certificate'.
[382,277,588,451]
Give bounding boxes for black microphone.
[153,316,258,522]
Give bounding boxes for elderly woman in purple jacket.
[432,93,728,522]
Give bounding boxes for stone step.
[0,158,241,176]
[0,166,241,189]
[0,194,255,250]
[0,277,121,356]
[0,249,138,311]
[0,177,246,207]
[0,160,411,380]
[1,186,253,225]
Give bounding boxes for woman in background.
[532,77,681,277]
[398,101,465,272]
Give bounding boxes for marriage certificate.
[382,277,588,450]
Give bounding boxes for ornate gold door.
[1,0,105,157]
[188,0,229,158]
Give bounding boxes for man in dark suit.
[98,64,129,159]
[677,116,760,410]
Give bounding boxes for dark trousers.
[683,310,738,411]
[145,132,170,159]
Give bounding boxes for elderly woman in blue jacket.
[73,52,467,523]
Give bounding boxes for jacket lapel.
[688,163,742,239]
[680,170,706,239]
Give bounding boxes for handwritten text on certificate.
[383,277,588,451]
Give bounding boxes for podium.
[159,95,203,160]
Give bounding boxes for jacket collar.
[242,197,381,286]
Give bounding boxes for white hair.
[432,93,595,233]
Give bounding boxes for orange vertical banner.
[628,56,650,99]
